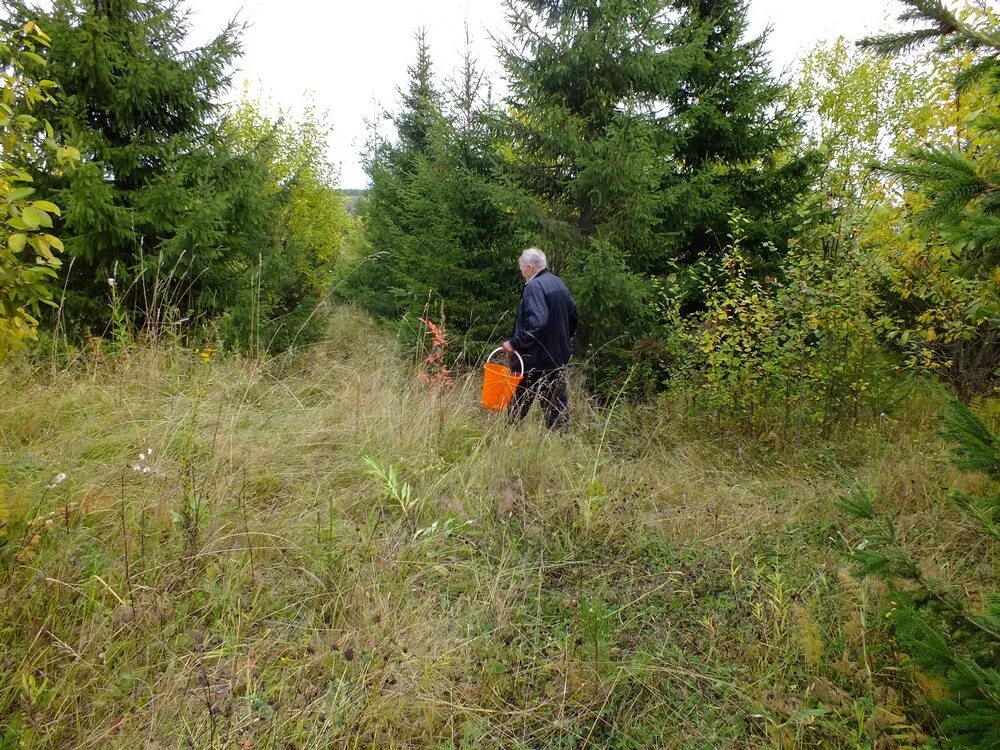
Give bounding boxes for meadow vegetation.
[1,0,999,746]
[1,308,996,748]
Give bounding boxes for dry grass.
[0,306,990,748]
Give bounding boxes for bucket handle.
[487,347,525,377]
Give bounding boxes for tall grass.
[0,306,990,748]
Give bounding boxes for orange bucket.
[482,348,524,411]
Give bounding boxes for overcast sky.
[187,1,911,188]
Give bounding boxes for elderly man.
[502,248,578,429]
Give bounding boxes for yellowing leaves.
[30,200,60,215]
[56,145,80,165]
[674,209,888,427]
[21,20,51,45]
[19,205,52,230]
[8,233,27,253]
[0,19,74,359]
[29,234,61,264]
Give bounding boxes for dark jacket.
[510,269,578,372]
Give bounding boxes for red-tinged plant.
[418,316,453,387]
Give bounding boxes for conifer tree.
[659,0,820,272]
[358,30,446,322]
[357,31,518,346]
[499,0,819,379]
[500,0,682,275]
[5,0,244,328]
[395,28,442,157]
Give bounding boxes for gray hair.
[519,247,547,269]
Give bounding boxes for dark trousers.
[508,368,569,429]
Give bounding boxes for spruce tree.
[658,0,819,273]
[357,31,519,348]
[5,0,244,329]
[395,28,442,157]
[357,30,446,322]
[500,0,685,294]
[499,0,819,381]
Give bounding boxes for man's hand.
[501,340,515,355]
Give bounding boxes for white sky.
[188,0,905,188]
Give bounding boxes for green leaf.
[29,235,54,261]
[7,187,34,202]
[30,200,60,216]
[20,206,51,230]
[8,233,27,253]
[22,51,46,67]
[42,234,63,252]
[57,146,80,164]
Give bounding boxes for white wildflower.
[133,464,141,472]
[142,467,151,474]
[107,277,116,288]
[46,472,67,489]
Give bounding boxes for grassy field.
[0,307,991,749]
